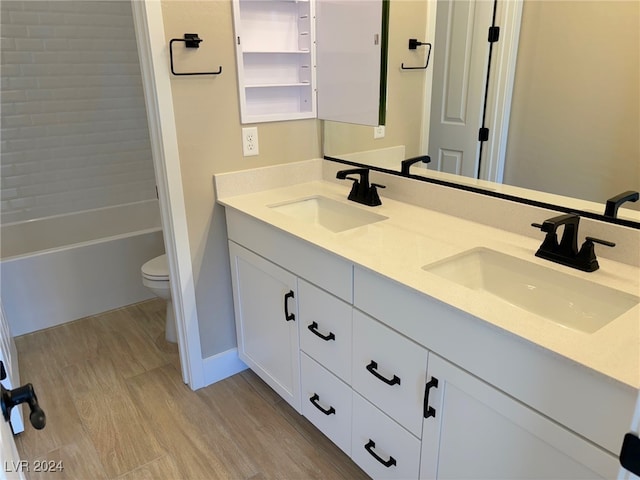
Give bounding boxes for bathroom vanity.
[215,160,639,479]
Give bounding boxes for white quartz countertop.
[217,179,640,389]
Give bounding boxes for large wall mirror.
[323,0,640,228]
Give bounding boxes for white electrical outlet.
[242,126,259,156]
[374,125,385,139]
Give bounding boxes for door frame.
[420,0,523,183]
[131,1,205,389]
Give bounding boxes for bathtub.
[1,200,165,336]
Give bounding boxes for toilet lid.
[141,254,169,279]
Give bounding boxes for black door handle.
[284,290,295,321]
[0,361,46,430]
[309,393,336,416]
[366,360,401,386]
[308,322,335,341]
[364,439,397,468]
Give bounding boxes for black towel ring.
[169,33,222,76]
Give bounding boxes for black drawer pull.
[364,439,396,468]
[366,360,401,386]
[424,376,439,418]
[284,290,295,321]
[308,322,336,341]
[309,393,336,416]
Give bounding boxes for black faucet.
[604,191,639,218]
[400,155,431,175]
[531,214,615,272]
[336,168,385,206]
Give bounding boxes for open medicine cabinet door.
[316,0,388,126]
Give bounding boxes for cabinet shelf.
[246,82,311,89]
[243,50,310,54]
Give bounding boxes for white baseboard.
[202,348,248,387]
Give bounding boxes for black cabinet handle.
[424,376,439,418]
[284,290,295,321]
[620,432,640,475]
[364,439,397,468]
[308,322,335,341]
[309,393,336,416]
[366,360,401,386]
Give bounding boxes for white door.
[421,354,619,479]
[427,0,494,178]
[0,303,24,434]
[0,302,25,480]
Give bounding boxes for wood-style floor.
[14,299,368,480]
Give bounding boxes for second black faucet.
[531,214,615,272]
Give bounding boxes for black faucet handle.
[576,237,615,272]
[531,223,544,229]
[372,183,386,189]
[585,236,615,248]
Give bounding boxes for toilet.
[141,254,177,343]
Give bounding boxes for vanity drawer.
[298,279,352,383]
[352,392,421,480]
[352,310,428,438]
[301,353,352,456]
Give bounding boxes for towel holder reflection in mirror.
[401,38,432,70]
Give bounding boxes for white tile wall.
[0,0,156,224]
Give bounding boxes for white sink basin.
[422,247,639,333]
[269,195,387,233]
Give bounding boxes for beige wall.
[504,1,640,206]
[323,0,428,158]
[161,0,321,357]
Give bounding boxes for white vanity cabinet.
[228,242,301,410]
[420,354,619,479]
[222,204,632,480]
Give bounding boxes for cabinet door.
[316,0,386,126]
[229,242,301,412]
[420,354,619,479]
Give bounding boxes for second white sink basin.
[423,247,638,333]
[269,195,387,233]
